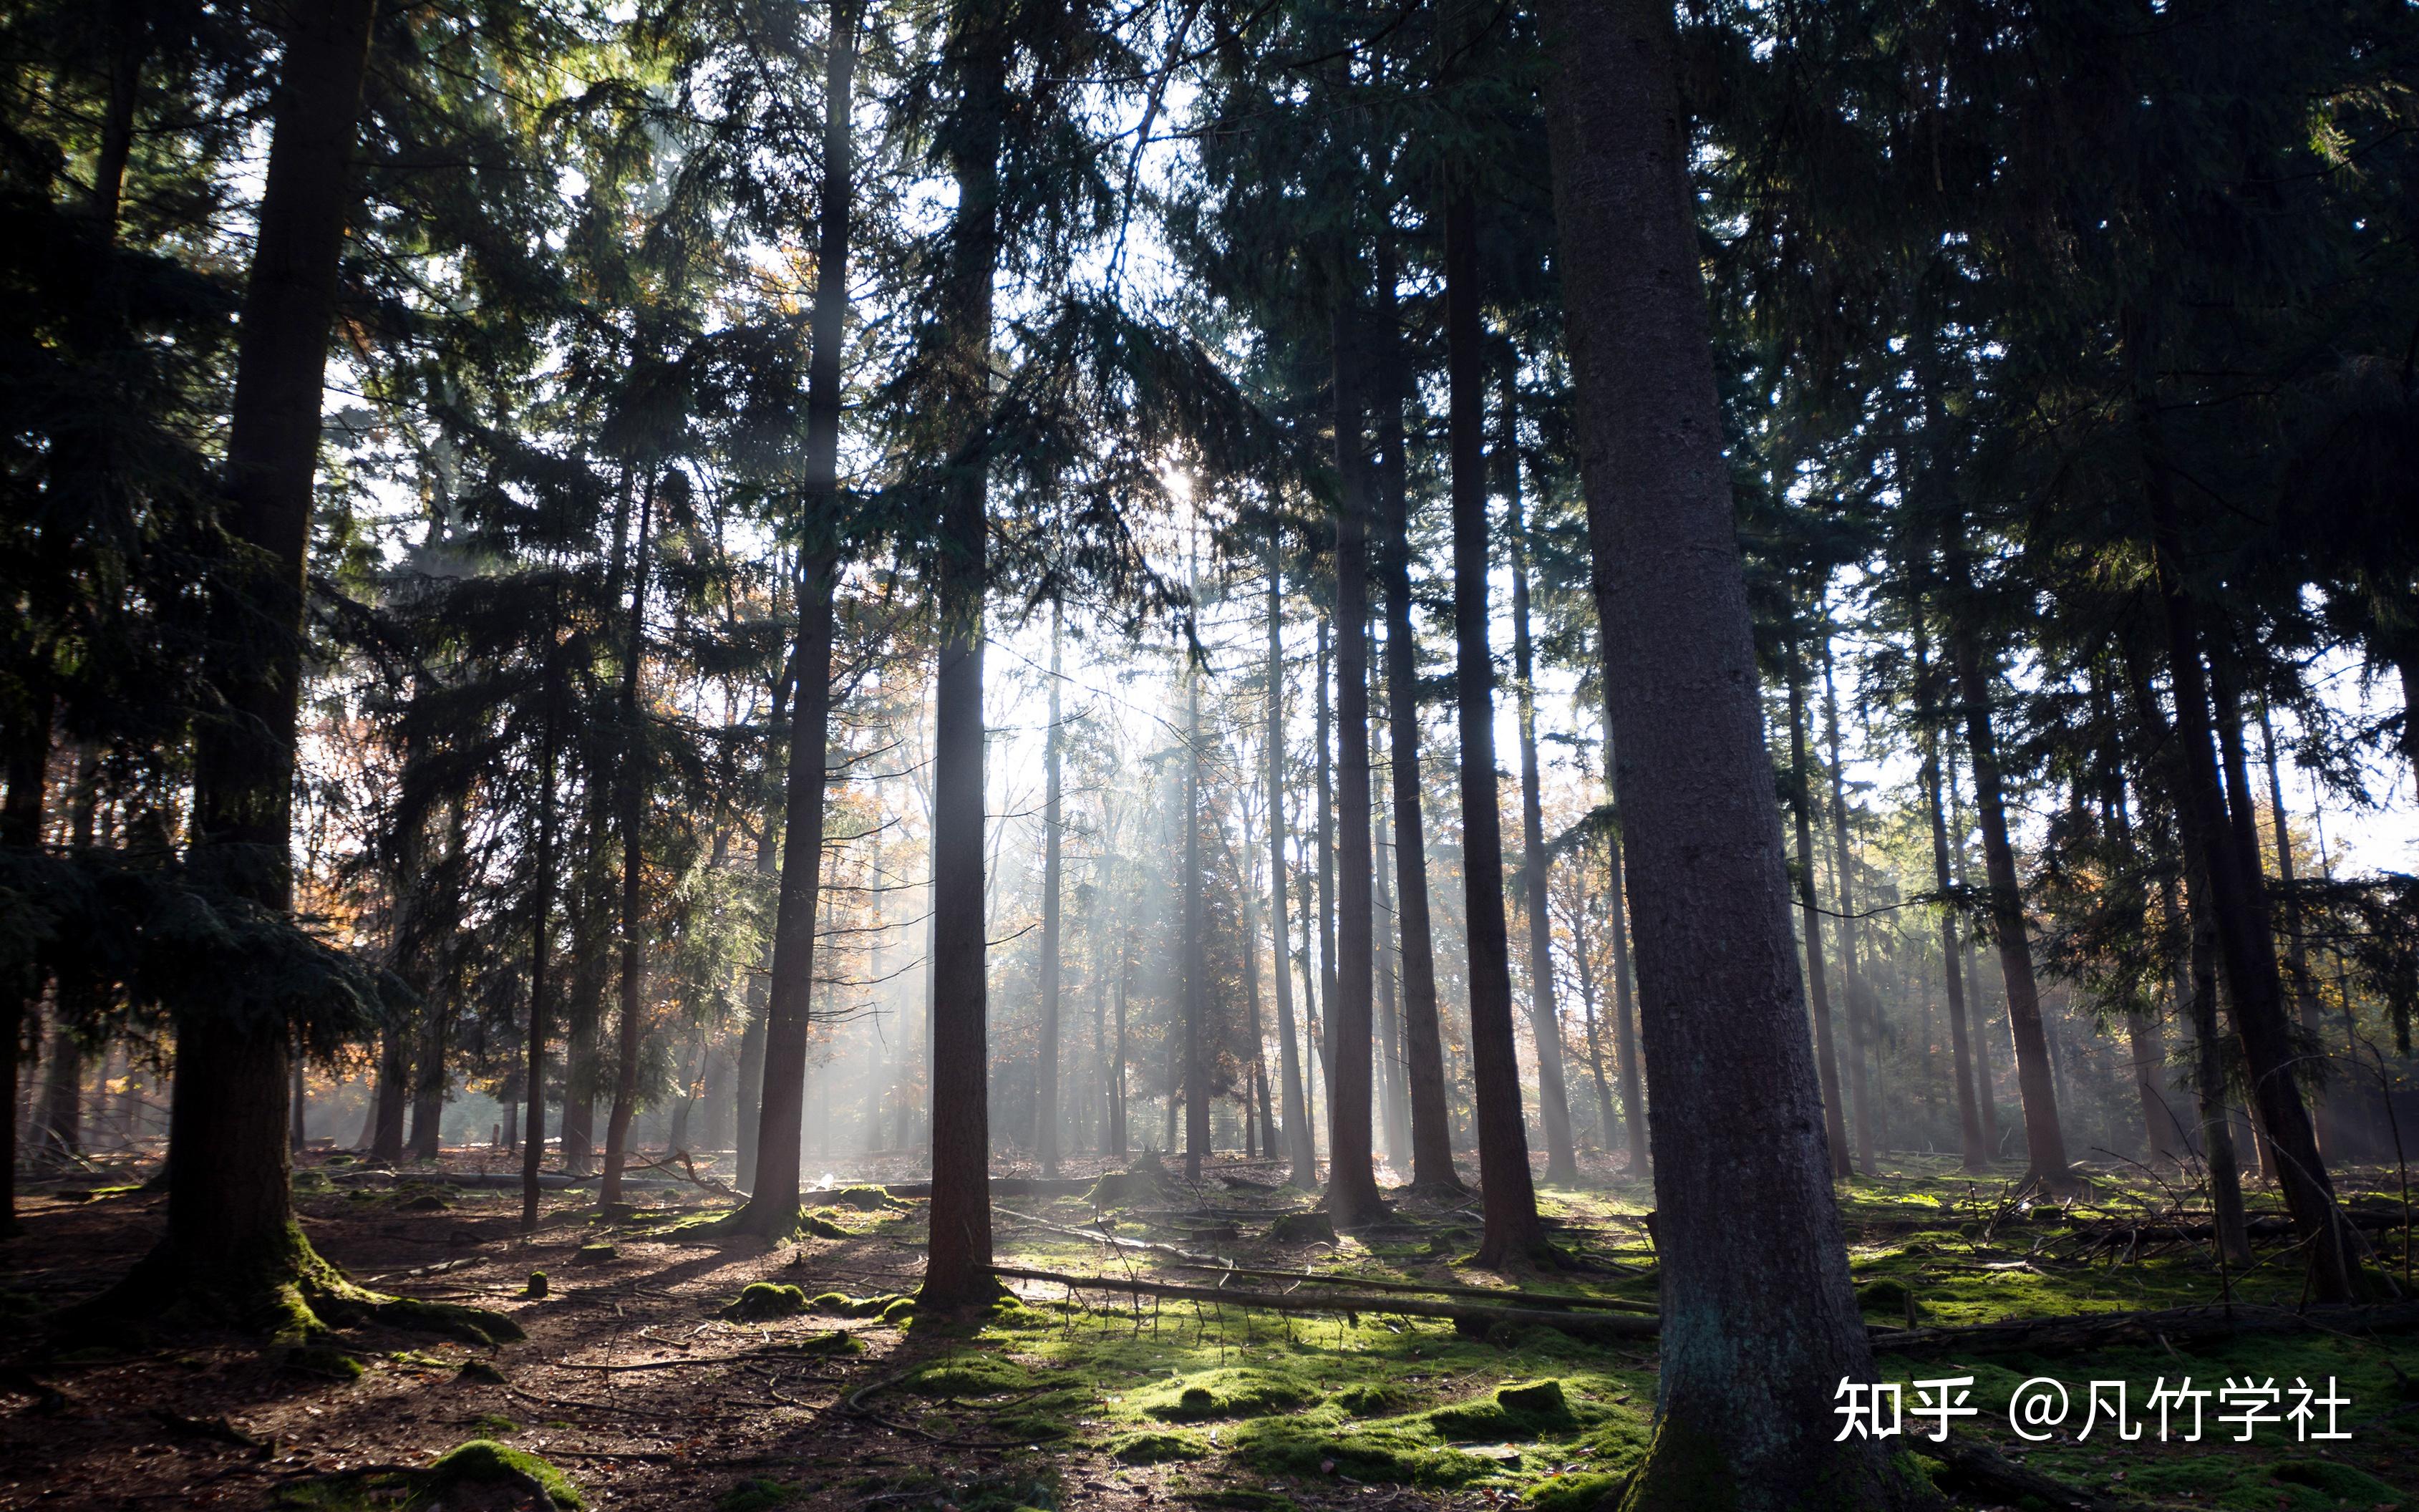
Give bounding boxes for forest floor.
[3,1147,2417,1511]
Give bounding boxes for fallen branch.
[990,1205,1230,1266]
[991,1264,1659,1338]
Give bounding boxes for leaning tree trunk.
[1944,547,2072,1188]
[737,0,861,1239]
[1505,351,1578,1188]
[1322,296,1385,1226]
[1539,1,1915,1501]
[2140,412,2360,1299]
[1442,189,1543,1264]
[919,13,1004,1312]
[1787,655,1854,1179]
[1371,237,1460,1194]
[600,480,658,1210]
[1034,604,1065,1175]
[122,0,379,1323]
[1265,543,1315,1187]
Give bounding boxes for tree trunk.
[1315,618,1337,1117]
[1266,545,1314,1186]
[1539,0,1910,1499]
[1371,237,1460,1194]
[1599,698,1649,1176]
[1506,350,1578,1188]
[601,477,659,1209]
[1442,189,1542,1263]
[738,0,861,1234]
[1911,599,1988,1171]
[2259,702,2335,1158]
[1944,546,2071,1187]
[920,11,1003,1310]
[520,642,564,1233]
[370,1029,407,1164]
[2141,428,2360,1298]
[1370,779,1411,1173]
[1821,639,1877,1174]
[1788,656,1854,1179]
[1036,604,1065,1174]
[1945,753,2003,1154]
[1183,616,1209,1181]
[1324,297,1385,1226]
[133,0,377,1318]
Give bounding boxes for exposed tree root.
[1927,1433,2158,1511]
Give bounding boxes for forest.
[4,0,2419,1508]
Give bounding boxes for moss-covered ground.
[4,1148,2414,1509]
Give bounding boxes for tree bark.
[1506,350,1577,1188]
[920,9,1004,1309]
[1324,298,1385,1225]
[141,0,377,1314]
[1183,614,1209,1181]
[1788,655,1854,1179]
[1599,698,1649,1176]
[520,639,564,1233]
[1442,188,1542,1263]
[1315,616,1337,1116]
[1370,765,1410,1173]
[1370,236,1460,1193]
[1539,0,1910,1499]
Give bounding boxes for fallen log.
[990,1205,1231,1266]
[1163,1262,1658,1314]
[881,1176,1096,1198]
[990,1264,1660,1339]
[1871,1300,2419,1358]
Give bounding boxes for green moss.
[902,1353,1041,1396]
[824,1185,895,1211]
[719,1478,805,1511]
[1427,1379,1575,1440]
[722,1282,808,1322]
[363,1296,525,1347]
[456,1358,508,1385]
[2269,1459,2410,1509]
[467,1412,521,1436]
[1332,1382,1410,1415]
[1525,1470,1627,1512]
[572,1242,616,1265]
[880,1296,917,1327]
[807,1291,901,1318]
[284,1344,364,1380]
[428,1440,583,1509]
[1110,1430,1208,1463]
[1141,1369,1318,1422]
[799,1211,853,1239]
[523,1270,549,1299]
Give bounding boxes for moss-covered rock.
[805,1291,899,1318]
[1266,1211,1337,1245]
[1427,1379,1574,1439]
[523,1270,549,1299]
[798,1211,853,1239]
[1109,1430,1208,1464]
[722,1283,808,1322]
[1141,1369,1319,1422]
[572,1242,616,1265]
[428,1440,583,1508]
[823,1186,894,1211]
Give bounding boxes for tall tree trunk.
[737,0,861,1236]
[2140,399,2361,1300]
[1324,297,1385,1225]
[1788,655,1854,1179]
[1315,617,1337,1115]
[1911,599,1987,1171]
[1945,754,2002,1153]
[520,643,565,1232]
[1442,189,1542,1264]
[1599,698,1648,1176]
[1571,899,1617,1146]
[1539,1,1909,1498]
[1110,911,1130,1157]
[736,659,791,1189]
[1034,606,1065,1175]
[920,11,1004,1309]
[1183,624,1209,1181]
[1944,543,2071,1188]
[2259,702,2334,1158]
[1505,352,1577,1188]
[1296,868,1322,1162]
[600,480,656,1209]
[127,0,378,1317]
[1266,546,1314,1186]
[1371,236,1460,1193]
[1821,639,1876,1174]
[370,1029,407,1164]
[1370,779,1411,1173]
